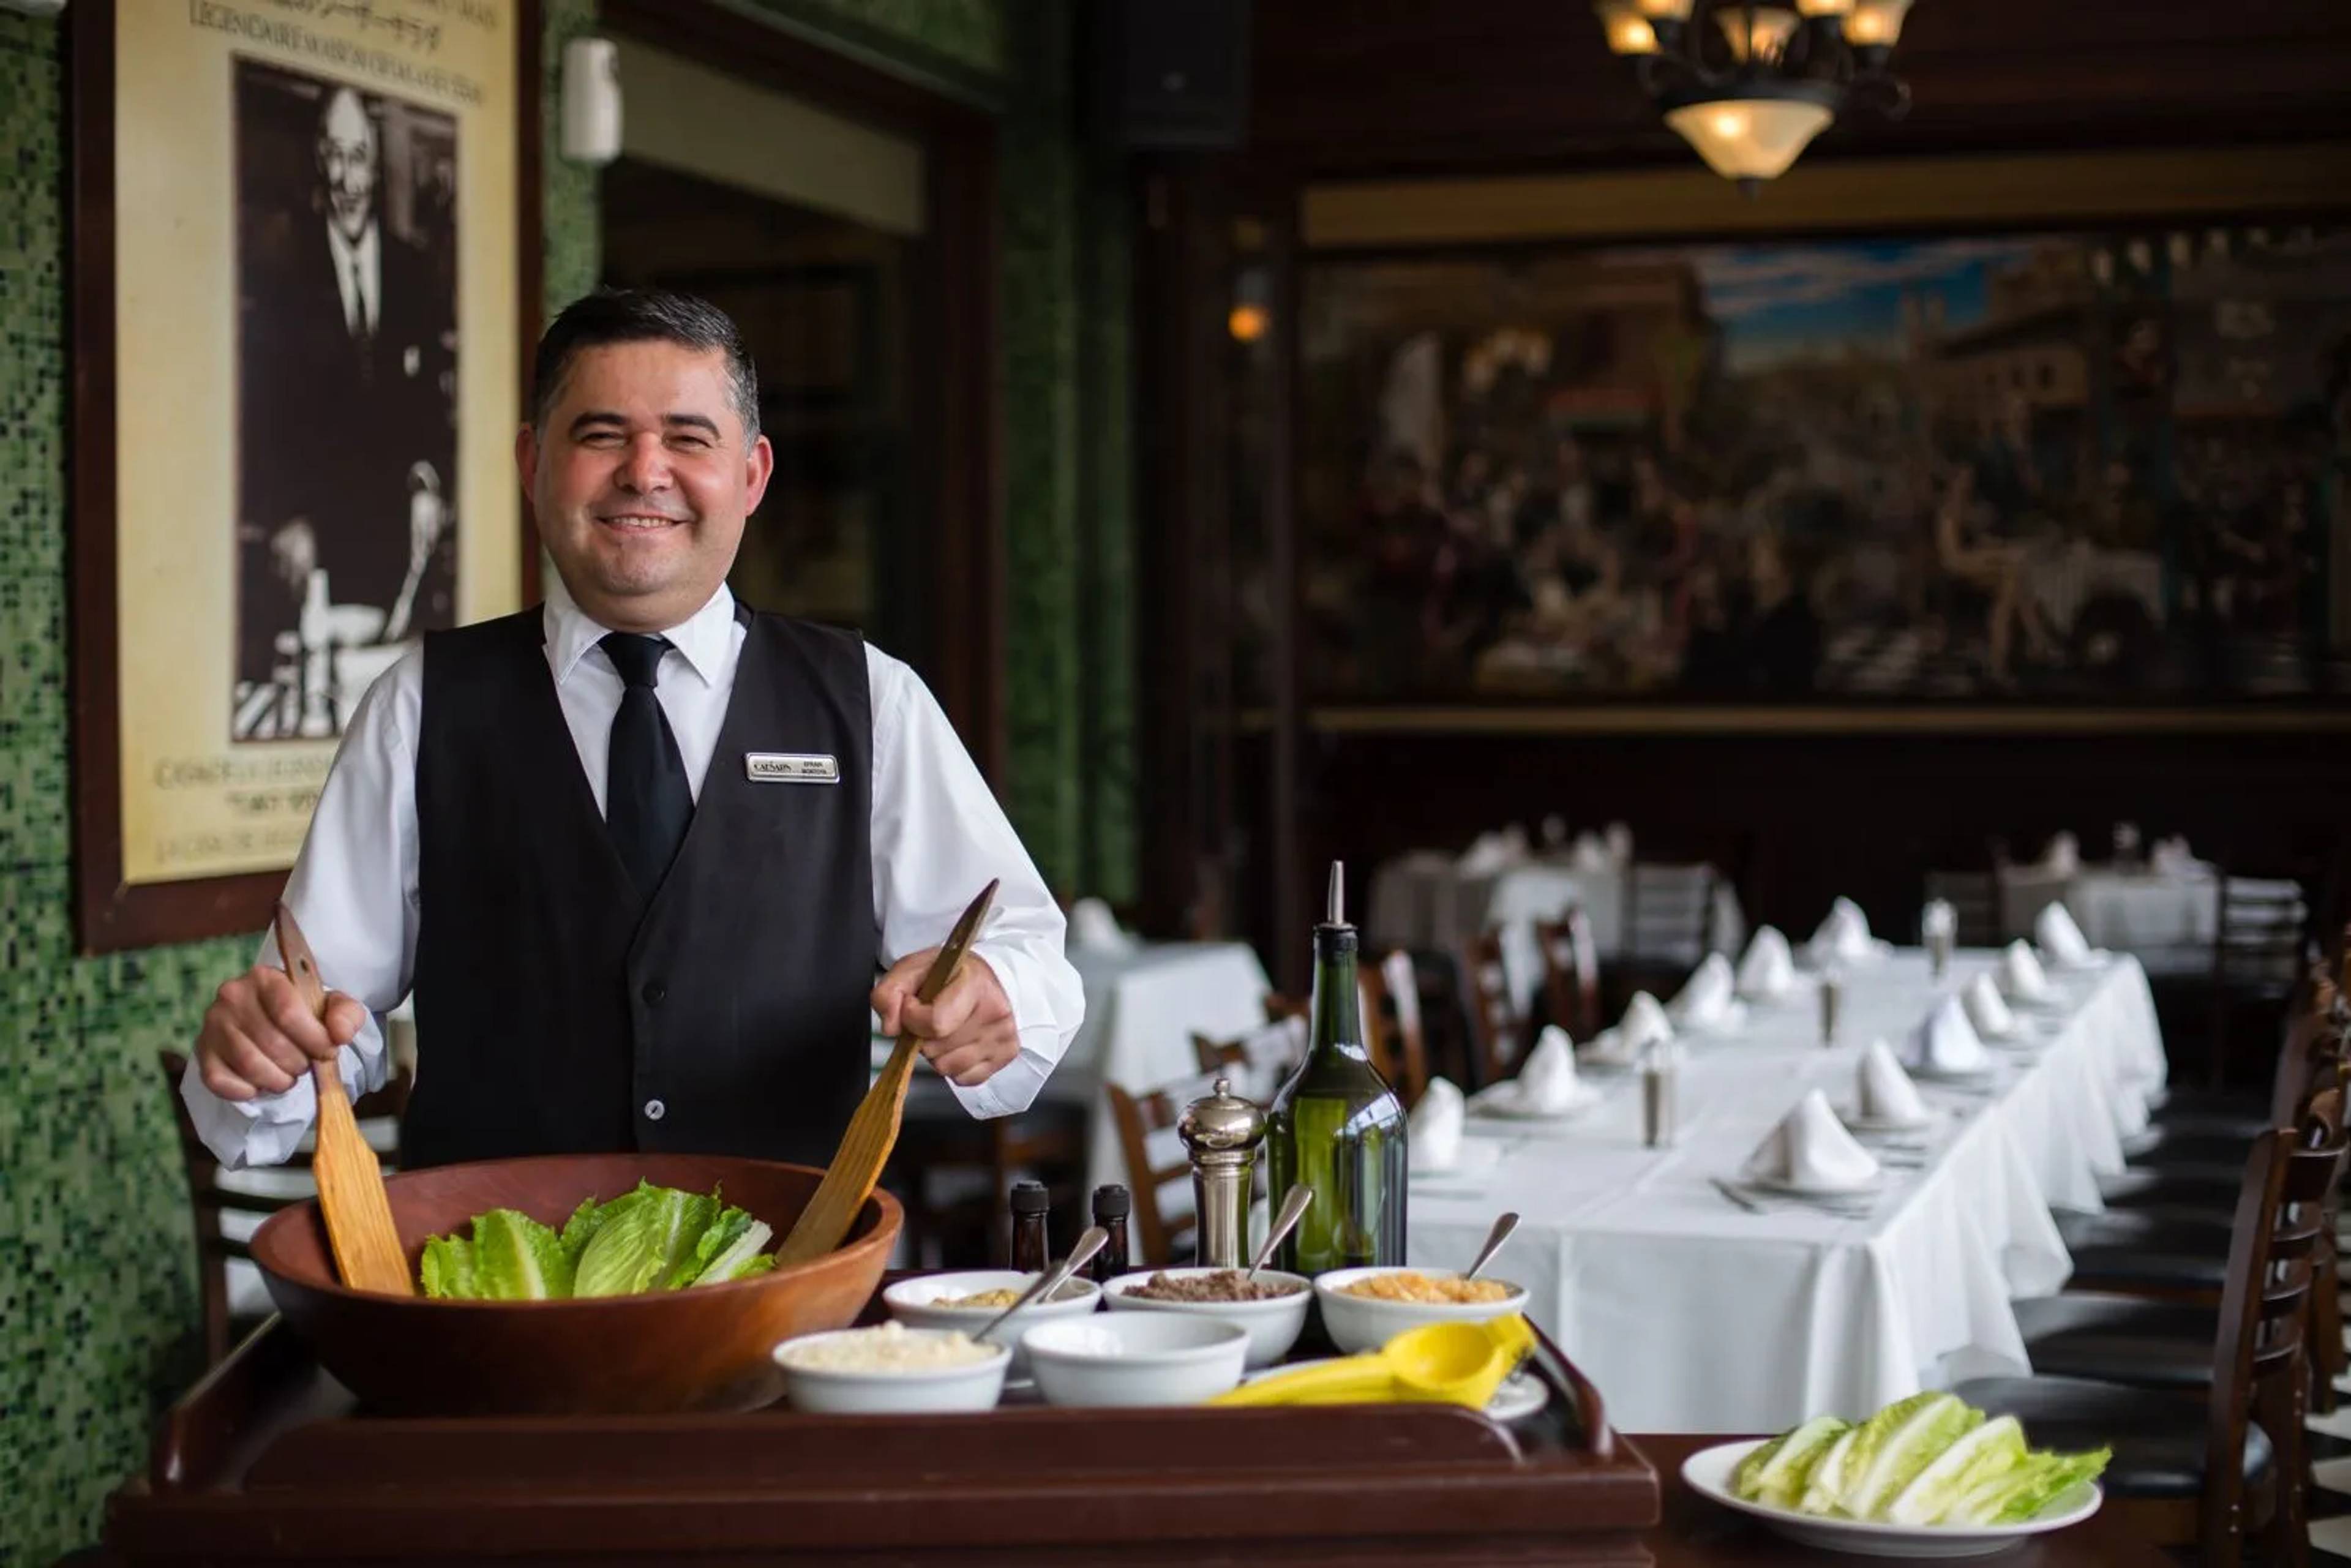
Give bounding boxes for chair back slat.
[1191,1016,1306,1105]
[2202,1080,2348,1564]
[1622,863,1717,964]
[1359,950,1431,1108]
[1459,929,1523,1090]
[1921,869,2001,947]
[161,1049,410,1365]
[1104,1068,1224,1267]
[1534,906,1600,1040]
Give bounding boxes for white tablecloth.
[1369,854,1747,1010]
[1049,941,1272,1193]
[1408,951,2166,1431]
[1995,863,2266,978]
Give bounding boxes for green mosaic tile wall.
[0,2,1129,1558]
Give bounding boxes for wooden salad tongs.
[776,879,1000,1266]
[274,902,411,1295]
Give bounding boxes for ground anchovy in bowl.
[1123,1269,1305,1304]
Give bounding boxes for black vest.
[405,602,875,1170]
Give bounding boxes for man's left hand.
[872,950,1019,1087]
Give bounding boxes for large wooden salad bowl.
[249,1153,901,1416]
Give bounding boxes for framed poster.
[71,0,540,951]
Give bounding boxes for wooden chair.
[1262,992,1308,1026]
[1613,861,1717,1013]
[1103,1068,1225,1267]
[160,1049,411,1366]
[1921,868,2003,948]
[1958,1089,2345,1567]
[2207,870,2312,1089]
[1533,905,1600,1040]
[1458,928,1526,1090]
[888,1085,1089,1269]
[1358,948,1432,1108]
[1191,1015,1306,1102]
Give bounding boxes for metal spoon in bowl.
[977,1225,1109,1342]
[1463,1211,1520,1280]
[1246,1185,1314,1282]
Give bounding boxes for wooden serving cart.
[105,1298,1662,1565]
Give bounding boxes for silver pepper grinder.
[1178,1075,1265,1269]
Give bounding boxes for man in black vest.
[184,290,1084,1171]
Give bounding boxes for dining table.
[1369,850,1749,1011]
[1997,857,2301,978]
[1408,948,2167,1433]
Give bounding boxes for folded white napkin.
[1508,1024,1582,1112]
[2038,831,2080,876]
[1569,831,1614,873]
[1605,822,1633,864]
[1408,1076,1466,1172]
[1584,990,1676,1068]
[1067,896,1137,954]
[1742,1089,1882,1190]
[1457,827,1531,877]
[1807,896,1884,965]
[1920,899,1957,942]
[2150,835,2194,876]
[1670,953,1743,1031]
[1735,926,1797,1000]
[1903,995,1992,1076]
[2034,902,2096,968]
[1998,939,2056,1004]
[1857,1038,1931,1124]
[1962,972,2027,1041]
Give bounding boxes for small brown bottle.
[1089,1184,1132,1284]
[1009,1179,1051,1274]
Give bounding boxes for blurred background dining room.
[7,0,2351,1562]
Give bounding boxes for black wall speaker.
[1091,0,1252,150]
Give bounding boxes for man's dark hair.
[531,287,762,440]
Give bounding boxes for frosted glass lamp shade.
[1663,96,1835,181]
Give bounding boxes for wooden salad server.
[275,902,411,1295]
[775,879,1000,1266]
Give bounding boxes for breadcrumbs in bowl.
[1338,1271,1514,1305]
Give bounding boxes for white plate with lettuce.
[1682,1392,2107,1558]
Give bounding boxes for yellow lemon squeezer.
[1207,1314,1535,1409]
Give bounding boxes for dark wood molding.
[600,0,1006,779]
[67,1,547,953]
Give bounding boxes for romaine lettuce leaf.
[687,1218,776,1286]
[1799,1424,1866,1516]
[470,1207,575,1300]
[1734,1416,1851,1510]
[1883,1414,2025,1525]
[419,1235,476,1299]
[1946,1447,2110,1525]
[1839,1392,1980,1518]
[573,1183,718,1297]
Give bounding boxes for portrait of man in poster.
[233,61,460,741]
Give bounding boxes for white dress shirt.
[327,219,380,338]
[182,580,1084,1168]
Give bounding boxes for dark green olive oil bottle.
[1267,863,1408,1274]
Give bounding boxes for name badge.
[745,752,839,784]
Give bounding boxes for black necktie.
[600,632,694,898]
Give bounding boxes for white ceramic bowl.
[1313,1266,1531,1355]
[1100,1267,1313,1368]
[771,1328,1010,1414]
[1021,1313,1250,1408]
[882,1270,1101,1378]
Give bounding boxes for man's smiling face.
[518,340,773,632]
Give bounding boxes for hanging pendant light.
[1594,0,1915,190]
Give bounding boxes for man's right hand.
[195,964,369,1101]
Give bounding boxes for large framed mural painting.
[1300,223,2351,712]
[72,1,537,951]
